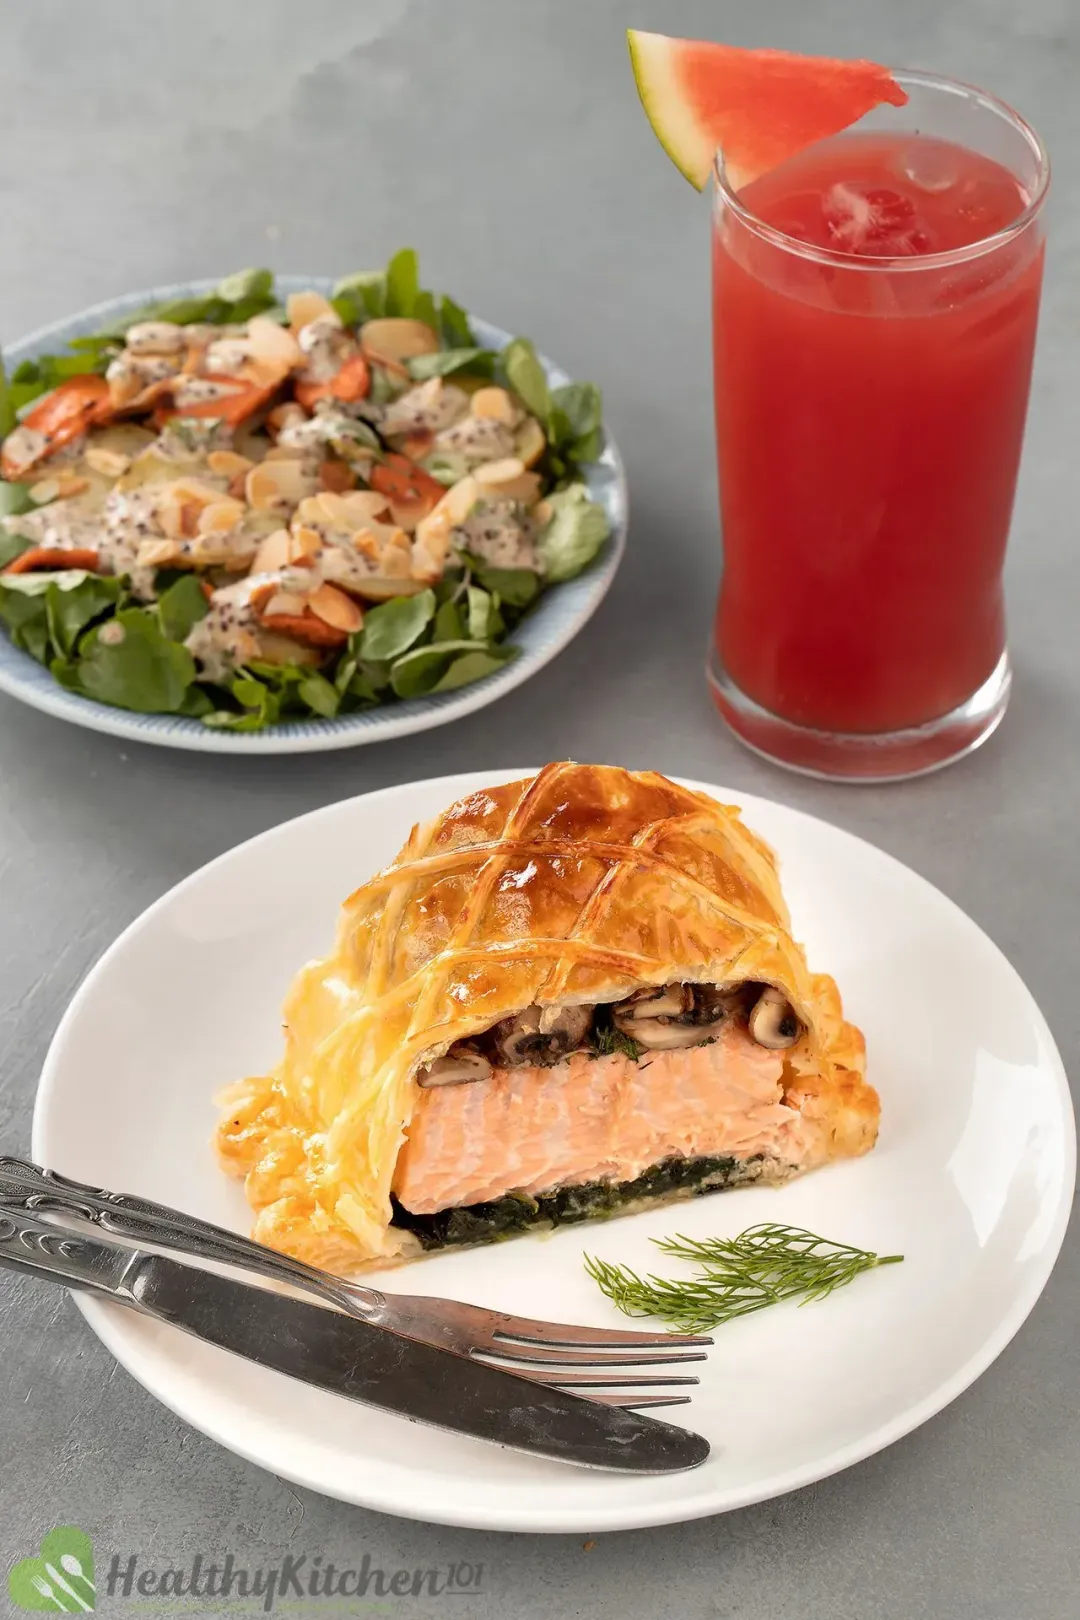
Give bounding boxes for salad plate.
[0,271,626,753]
[32,770,1074,1531]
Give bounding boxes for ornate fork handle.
[0,1157,386,1318]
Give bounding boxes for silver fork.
[0,1158,710,1408]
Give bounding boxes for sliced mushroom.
[612,982,743,1050]
[492,1003,592,1067]
[417,1048,493,1088]
[748,987,802,1050]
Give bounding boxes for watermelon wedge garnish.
[628,31,907,191]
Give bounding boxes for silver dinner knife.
[0,1208,709,1474]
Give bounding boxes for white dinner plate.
[32,770,1074,1531]
[0,283,626,752]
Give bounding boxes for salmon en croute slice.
[216,763,877,1270]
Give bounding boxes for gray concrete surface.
[1,1,1077,1615]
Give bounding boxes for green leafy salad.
[0,253,609,729]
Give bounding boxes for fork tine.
[580,1391,694,1409]
[480,1364,700,1389]
[487,1312,713,1349]
[475,1343,709,1369]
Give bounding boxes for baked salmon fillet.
[216,763,876,1271]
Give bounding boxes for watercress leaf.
[459,553,540,607]
[465,584,497,642]
[333,655,357,694]
[434,599,465,641]
[298,672,340,718]
[0,353,15,438]
[389,638,488,699]
[412,289,438,330]
[550,381,602,445]
[45,574,124,658]
[0,532,29,568]
[385,248,419,318]
[76,608,197,713]
[215,267,274,304]
[501,338,550,427]
[407,347,495,381]
[567,425,602,465]
[226,291,280,324]
[358,589,436,661]
[439,294,475,348]
[331,292,361,327]
[177,685,215,717]
[433,646,516,692]
[157,574,209,642]
[537,483,609,582]
[0,583,50,660]
[231,675,268,708]
[333,270,386,319]
[342,664,387,706]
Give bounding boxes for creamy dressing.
[452,498,542,571]
[382,381,470,438]
[434,414,516,463]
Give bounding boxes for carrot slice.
[160,377,280,428]
[3,546,100,575]
[1,375,113,480]
[257,609,348,649]
[294,354,371,410]
[369,452,444,506]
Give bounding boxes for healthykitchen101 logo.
[9,1526,487,1613]
[9,1527,96,1612]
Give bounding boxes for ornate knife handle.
[0,1205,149,1301]
[0,1157,386,1317]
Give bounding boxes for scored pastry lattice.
[354,762,791,1051]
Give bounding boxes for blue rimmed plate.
[0,279,627,753]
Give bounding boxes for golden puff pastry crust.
[217,762,877,1270]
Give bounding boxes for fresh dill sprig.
[584,1223,903,1336]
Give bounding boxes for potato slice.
[514,415,546,469]
[359,318,440,364]
[287,291,340,332]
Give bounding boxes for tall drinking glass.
[708,72,1049,780]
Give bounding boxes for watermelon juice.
[710,101,1048,775]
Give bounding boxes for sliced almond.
[313,491,350,527]
[208,449,255,479]
[262,590,308,617]
[307,581,364,633]
[197,498,247,536]
[514,415,546,469]
[136,538,183,567]
[359,318,439,364]
[533,498,553,528]
[470,386,518,425]
[287,291,340,332]
[340,490,394,527]
[250,528,292,574]
[158,478,220,538]
[290,525,324,560]
[473,457,540,502]
[245,315,303,375]
[84,446,132,478]
[28,478,61,505]
[414,474,481,561]
[246,459,315,511]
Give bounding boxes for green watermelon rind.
[628,28,718,191]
